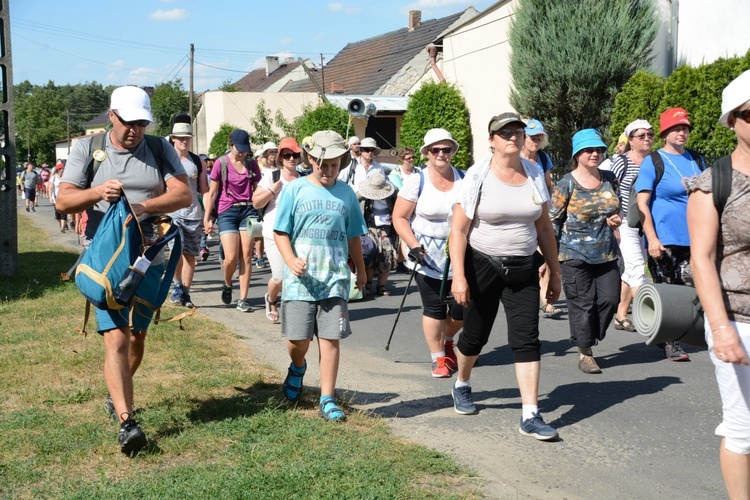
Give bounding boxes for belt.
[232,202,251,207]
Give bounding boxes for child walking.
[273,130,367,421]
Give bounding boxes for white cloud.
[149,8,189,21]
[279,38,293,46]
[328,2,361,13]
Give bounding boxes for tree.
[218,79,237,92]
[293,102,349,143]
[249,99,280,145]
[151,80,189,136]
[608,70,665,150]
[509,0,659,159]
[399,82,472,169]
[209,123,240,158]
[14,81,67,165]
[275,109,297,138]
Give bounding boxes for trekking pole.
[385,264,418,351]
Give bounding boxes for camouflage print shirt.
[549,170,620,264]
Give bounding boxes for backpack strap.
[649,151,665,187]
[712,155,733,219]
[686,148,706,172]
[188,151,203,177]
[84,133,107,188]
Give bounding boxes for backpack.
[74,191,185,335]
[711,155,733,220]
[626,149,705,229]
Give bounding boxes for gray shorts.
[280,297,352,341]
[169,218,202,257]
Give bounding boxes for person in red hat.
[633,107,707,361]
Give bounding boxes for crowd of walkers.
[40,74,750,497]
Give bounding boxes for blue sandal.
[319,396,346,422]
[283,361,306,402]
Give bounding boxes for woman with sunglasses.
[253,137,302,323]
[392,128,465,378]
[549,129,621,374]
[633,107,707,361]
[388,147,420,190]
[448,113,560,440]
[608,120,654,333]
[688,69,750,500]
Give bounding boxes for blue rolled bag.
[74,189,191,335]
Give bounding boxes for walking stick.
[385,264,418,351]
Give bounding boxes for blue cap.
[229,129,252,153]
[525,119,546,136]
[571,129,607,158]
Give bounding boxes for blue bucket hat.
[571,129,607,158]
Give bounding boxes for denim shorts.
[217,204,257,236]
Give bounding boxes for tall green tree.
[249,99,280,145]
[509,0,658,159]
[14,81,67,165]
[293,103,349,143]
[275,109,297,138]
[151,80,189,136]
[399,82,472,169]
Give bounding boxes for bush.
[608,70,665,150]
[208,123,240,158]
[293,103,349,142]
[400,82,472,169]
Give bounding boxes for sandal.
[318,396,346,422]
[376,285,391,296]
[540,303,563,319]
[614,317,637,332]
[265,293,280,324]
[282,361,306,402]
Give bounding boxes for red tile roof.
[232,61,302,92]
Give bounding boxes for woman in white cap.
[688,69,750,499]
[449,113,560,441]
[609,119,654,332]
[550,129,621,375]
[273,130,367,421]
[393,128,464,378]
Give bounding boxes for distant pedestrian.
[273,130,367,421]
[20,163,39,212]
[50,163,68,232]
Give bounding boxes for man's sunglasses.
[360,147,376,153]
[112,111,149,128]
[429,147,453,155]
[495,127,525,140]
[733,109,750,123]
[281,152,300,160]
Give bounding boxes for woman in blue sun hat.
[549,129,622,374]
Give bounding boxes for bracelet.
[713,325,733,333]
[270,188,277,196]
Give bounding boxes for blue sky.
[10,0,496,92]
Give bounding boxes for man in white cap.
[167,120,208,309]
[57,85,191,455]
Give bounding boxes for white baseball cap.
[624,119,652,138]
[720,69,750,127]
[110,86,153,123]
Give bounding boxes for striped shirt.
[609,153,640,217]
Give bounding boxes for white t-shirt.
[257,170,299,240]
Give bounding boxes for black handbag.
[475,250,537,285]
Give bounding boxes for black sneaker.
[104,395,117,423]
[118,418,147,455]
[662,341,690,361]
[221,284,232,305]
[181,293,196,308]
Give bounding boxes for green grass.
[0,218,481,499]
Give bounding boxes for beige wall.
[193,91,319,154]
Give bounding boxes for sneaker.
[256,257,268,269]
[170,285,184,304]
[181,293,196,308]
[578,354,602,374]
[431,356,453,378]
[26,206,29,212]
[118,418,147,455]
[31,207,35,212]
[452,382,477,415]
[236,298,253,312]
[662,341,690,361]
[221,284,232,305]
[519,412,559,441]
[104,394,117,423]
[444,341,458,372]
[199,247,209,262]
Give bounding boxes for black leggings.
[457,246,542,363]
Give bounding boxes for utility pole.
[66,109,71,154]
[320,53,325,96]
[189,43,194,120]
[27,123,30,162]
[1,0,19,276]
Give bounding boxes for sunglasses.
[112,111,149,128]
[429,147,454,155]
[633,131,655,140]
[281,152,300,160]
[495,127,525,140]
[360,147,376,153]
[580,147,605,155]
[733,109,750,123]
[403,156,415,161]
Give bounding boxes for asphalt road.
[22,197,727,499]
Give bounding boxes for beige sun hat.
[420,128,460,156]
[301,130,351,167]
[357,172,395,200]
[170,122,193,137]
[359,137,381,155]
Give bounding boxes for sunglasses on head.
[360,147,376,153]
[580,147,604,155]
[632,131,655,140]
[281,152,300,160]
[733,109,750,123]
[112,111,149,128]
[495,127,524,140]
[429,147,453,155]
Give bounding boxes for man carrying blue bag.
[57,86,191,455]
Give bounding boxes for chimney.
[409,10,421,31]
[330,83,345,94]
[265,56,280,76]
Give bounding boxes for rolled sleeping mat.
[246,217,263,238]
[633,283,707,346]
